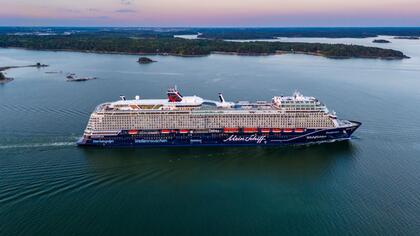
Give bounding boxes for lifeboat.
[243,128,258,133]
[161,129,170,134]
[283,128,293,133]
[272,128,282,133]
[179,129,189,134]
[224,128,239,133]
[260,128,271,133]
[128,130,138,135]
[294,128,305,133]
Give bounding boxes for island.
[138,57,156,64]
[66,73,97,82]
[373,39,391,43]
[394,36,419,40]
[0,35,409,60]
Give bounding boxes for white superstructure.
[83,89,341,137]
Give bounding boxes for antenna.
[167,86,183,102]
[218,93,225,103]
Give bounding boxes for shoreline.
[0,47,409,60]
[0,64,48,72]
[0,63,48,84]
[0,77,14,84]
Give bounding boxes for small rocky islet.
[66,73,97,82]
[373,39,391,43]
[0,72,14,84]
[137,57,156,64]
[0,63,98,83]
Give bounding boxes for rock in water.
[373,39,391,43]
[0,72,13,84]
[138,57,156,64]
[35,62,48,68]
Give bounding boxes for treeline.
[2,27,420,39]
[0,27,195,38]
[197,27,420,39]
[0,35,408,59]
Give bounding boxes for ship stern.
[76,137,88,146]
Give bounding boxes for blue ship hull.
[77,122,361,147]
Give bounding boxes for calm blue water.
[1,36,420,235]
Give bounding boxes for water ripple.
[0,142,75,150]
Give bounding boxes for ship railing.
[337,119,355,127]
[94,103,111,112]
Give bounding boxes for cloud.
[60,8,81,13]
[115,9,137,13]
[120,0,132,5]
[87,8,100,12]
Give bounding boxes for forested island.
[138,57,156,64]
[0,35,408,60]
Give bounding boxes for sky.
[0,0,419,27]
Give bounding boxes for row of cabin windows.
[93,115,333,130]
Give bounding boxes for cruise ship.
[77,87,361,147]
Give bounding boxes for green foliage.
[0,35,407,59]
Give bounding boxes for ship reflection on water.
[81,141,356,181]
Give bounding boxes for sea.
[1,36,420,235]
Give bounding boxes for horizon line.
[1,25,420,28]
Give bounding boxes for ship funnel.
[167,86,183,102]
[218,93,225,103]
[120,95,126,101]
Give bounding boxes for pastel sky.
[0,0,419,26]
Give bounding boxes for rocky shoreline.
[0,63,48,72]
[0,63,48,84]
[0,72,13,84]
[31,48,411,60]
[66,73,97,82]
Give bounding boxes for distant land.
[1,27,420,39]
[394,36,419,40]
[0,27,414,59]
[195,27,420,39]
[0,35,408,60]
